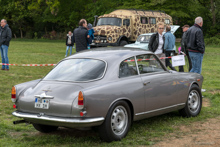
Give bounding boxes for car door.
[135,54,181,114]
[118,56,146,114]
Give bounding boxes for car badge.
[42,87,52,93]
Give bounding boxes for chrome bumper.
[12,111,105,128]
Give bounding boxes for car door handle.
[143,81,150,86]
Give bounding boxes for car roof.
[66,47,152,62]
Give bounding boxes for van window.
[123,19,130,26]
[97,17,122,27]
[141,17,148,24]
[149,17,156,24]
[165,19,170,24]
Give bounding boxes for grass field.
[0,39,219,146]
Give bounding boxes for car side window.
[119,57,138,78]
[136,54,165,74]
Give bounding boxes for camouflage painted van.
[91,9,173,47]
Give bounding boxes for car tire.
[179,84,202,117]
[98,100,131,142]
[33,124,58,133]
[119,40,128,46]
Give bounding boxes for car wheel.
[179,84,202,117]
[119,40,128,46]
[98,101,131,142]
[33,124,58,133]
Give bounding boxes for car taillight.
[11,86,16,102]
[78,91,84,105]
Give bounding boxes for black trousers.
[165,51,176,71]
[179,51,192,72]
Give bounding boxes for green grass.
[0,39,220,146]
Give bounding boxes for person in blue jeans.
[186,17,205,74]
[87,23,94,49]
[164,25,176,71]
[0,19,12,71]
[65,31,74,57]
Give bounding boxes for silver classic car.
[11,47,203,142]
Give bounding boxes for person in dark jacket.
[148,22,165,66]
[0,19,12,71]
[65,31,74,57]
[186,17,205,74]
[164,25,176,71]
[179,25,192,72]
[73,19,92,52]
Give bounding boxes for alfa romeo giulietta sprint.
[11,47,203,142]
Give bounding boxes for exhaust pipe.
[13,120,27,125]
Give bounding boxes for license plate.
[35,98,50,109]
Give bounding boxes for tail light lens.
[78,91,84,105]
[11,86,16,102]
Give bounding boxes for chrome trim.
[135,103,185,116]
[35,92,54,99]
[12,111,104,124]
[134,56,140,75]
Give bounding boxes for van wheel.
[33,124,58,133]
[179,84,202,117]
[119,40,128,46]
[98,101,131,142]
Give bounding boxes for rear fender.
[15,79,41,98]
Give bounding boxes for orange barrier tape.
[0,63,56,66]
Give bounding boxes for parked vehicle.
[91,9,173,47]
[124,25,180,50]
[11,47,203,142]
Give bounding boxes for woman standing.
[148,22,165,66]
[65,31,74,57]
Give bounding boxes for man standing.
[179,25,192,72]
[186,17,205,74]
[0,19,12,71]
[164,25,176,71]
[73,19,92,52]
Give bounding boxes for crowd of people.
[65,17,205,75]
[148,16,205,74]
[0,17,205,75]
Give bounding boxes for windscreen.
[137,35,151,43]
[97,18,122,27]
[44,59,106,82]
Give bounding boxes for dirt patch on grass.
[153,116,220,147]
[203,98,211,107]
[209,90,220,95]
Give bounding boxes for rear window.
[44,59,106,82]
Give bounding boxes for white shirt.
[154,33,163,54]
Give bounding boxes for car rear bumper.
[12,111,105,128]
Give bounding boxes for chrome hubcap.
[111,106,128,136]
[188,90,200,113]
